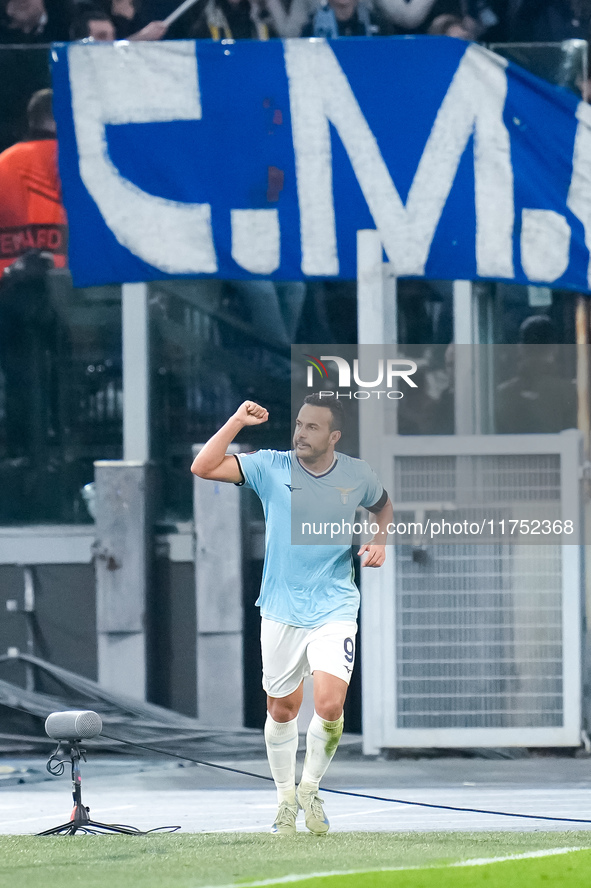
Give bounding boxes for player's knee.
[267,697,299,722]
[314,698,344,722]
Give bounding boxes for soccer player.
[191,394,392,835]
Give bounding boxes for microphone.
[45,710,103,741]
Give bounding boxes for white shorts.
[261,618,358,698]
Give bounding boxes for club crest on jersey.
[336,486,355,504]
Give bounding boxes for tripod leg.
[37,822,77,836]
[39,743,177,836]
[38,820,141,836]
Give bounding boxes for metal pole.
[576,295,590,462]
[356,230,397,345]
[122,283,150,462]
[453,279,474,346]
[23,566,35,692]
[193,444,244,725]
[356,229,397,754]
[452,280,476,435]
[94,460,152,700]
[575,294,591,733]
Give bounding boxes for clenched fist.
[234,401,269,426]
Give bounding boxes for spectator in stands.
[508,0,591,42]
[432,343,456,434]
[398,364,443,434]
[118,0,168,38]
[300,0,383,36]
[467,0,503,36]
[0,89,66,465]
[263,0,314,34]
[0,89,66,278]
[229,280,306,345]
[495,315,577,434]
[186,0,275,39]
[267,0,440,36]
[427,12,478,36]
[70,7,116,38]
[376,0,450,30]
[110,0,144,35]
[70,3,168,39]
[0,0,71,42]
[425,0,504,39]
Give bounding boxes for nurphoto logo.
[304,353,418,400]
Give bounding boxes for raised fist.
[234,401,269,426]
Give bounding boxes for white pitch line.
[196,846,589,888]
[449,848,585,867]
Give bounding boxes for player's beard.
[294,439,330,464]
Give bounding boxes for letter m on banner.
[285,40,514,280]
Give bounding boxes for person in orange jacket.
[0,88,68,472]
[0,88,67,280]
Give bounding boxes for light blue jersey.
[237,450,385,628]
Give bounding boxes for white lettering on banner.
[520,209,571,282]
[231,209,280,273]
[68,42,217,274]
[284,40,514,278]
[567,102,591,288]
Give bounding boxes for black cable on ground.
[100,731,591,826]
[4,696,590,827]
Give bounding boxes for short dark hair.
[27,89,54,136]
[70,9,113,39]
[519,315,556,345]
[302,393,345,432]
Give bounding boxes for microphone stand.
[39,741,152,836]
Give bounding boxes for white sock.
[264,713,299,805]
[300,711,344,791]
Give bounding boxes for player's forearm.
[190,416,244,476]
[370,498,393,543]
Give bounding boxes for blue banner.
[51,37,591,291]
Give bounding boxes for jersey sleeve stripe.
[233,453,246,486]
[367,488,388,513]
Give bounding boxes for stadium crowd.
[1,0,591,43]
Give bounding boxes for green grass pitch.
[1,832,590,888]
